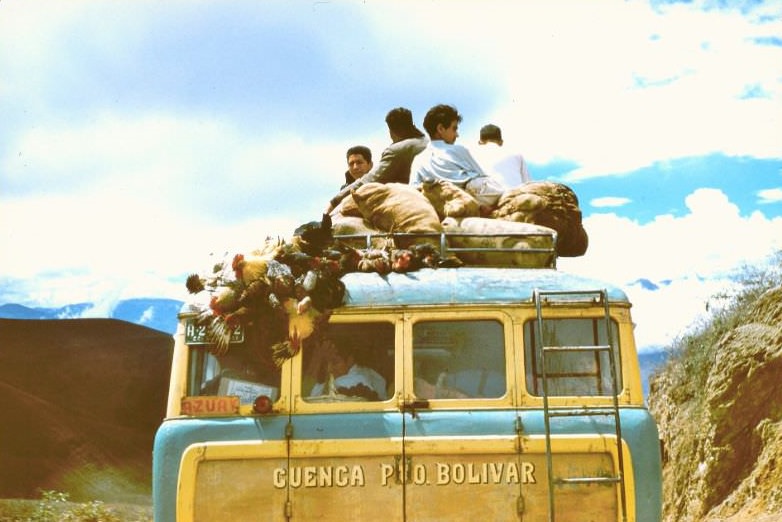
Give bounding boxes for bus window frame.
[404,309,516,410]
[516,305,638,408]
[292,312,403,414]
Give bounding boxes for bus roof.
[339,267,629,309]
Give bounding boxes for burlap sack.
[352,182,442,235]
[419,179,481,220]
[491,181,588,257]
[442,217,556,268]
[330,215,387,249]
[330,194,362,218]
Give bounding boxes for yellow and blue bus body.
[153,264,662,521]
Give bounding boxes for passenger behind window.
[309,338,388,401]
[412,319,506,399]
[199,349,275,396]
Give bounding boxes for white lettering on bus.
[435,462,535,485]
[413,464,427,485]
[380,463,395,486]
[271,461,535,488]
[273,465,366,489]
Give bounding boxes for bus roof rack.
[333,229,558,269]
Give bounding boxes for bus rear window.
[301,321,395,402]
[188,342,282,406]
[523,318,621,397]
[413,319,506,399]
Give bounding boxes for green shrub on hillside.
[26,490,69,522]
[20,490,128,522]
[662,252,782,406]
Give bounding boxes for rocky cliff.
[648,273,782,522]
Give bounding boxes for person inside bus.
[199,349,267,395]
[309,338,388,401]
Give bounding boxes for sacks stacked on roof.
[491,181,588,257]
[442,217,556,268]
[351,182,442,234]
[331,180,588,259]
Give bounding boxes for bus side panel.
[286,412,405,521]
[622,409,663,522]
[152,417,289,522]
[517,408,662,522]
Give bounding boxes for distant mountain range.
[0,297,670,399]
[0,298,184,335]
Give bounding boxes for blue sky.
[1,0,780,350]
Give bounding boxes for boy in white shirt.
[473,123,530,188]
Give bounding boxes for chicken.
[409,243,441,269]
[357,248,391,274]
[266,259,295,301]
[232,253,270,286]
[201,315,235,356]
[391,249,414,273]
[185,273,205,294]
[323,242,362,275]
[277,248,317,278]
[298,268,346,311]
[237,278,272,309]
[267,297,323,366]
[293,213,333,256]
[223,306,252,329]
[209,286,240,316]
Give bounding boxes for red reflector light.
[253,395,273,414]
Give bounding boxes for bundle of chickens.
[184,214,451,365]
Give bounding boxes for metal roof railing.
[333,230,558,269]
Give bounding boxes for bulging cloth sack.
[351,182,443,235]
[442,217,556,268]
[491,181,588,257]
[330,194,362,218]
[419,179,481,220]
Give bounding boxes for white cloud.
[559,188,782,350]
[560,188,782,282]
[591,197,632,208]
[1,0,781,353]
[483,0,782,178]
[758,187,782,204]
[139,306,155,325]
[627,277,735,350]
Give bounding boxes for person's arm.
[456,144,486,177]
[326,179,360,214]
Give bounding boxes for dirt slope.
[648,284,782,522]
[0,318,173,502]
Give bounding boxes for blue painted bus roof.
[339,267,629,308]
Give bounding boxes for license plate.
[185,319,245,344]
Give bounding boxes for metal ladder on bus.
[533,289,628,522]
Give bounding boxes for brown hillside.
[0,319,173,502]
[648,283,782,522]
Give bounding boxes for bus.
[153,227,662,521]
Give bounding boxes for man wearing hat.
[474,123,531,188]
